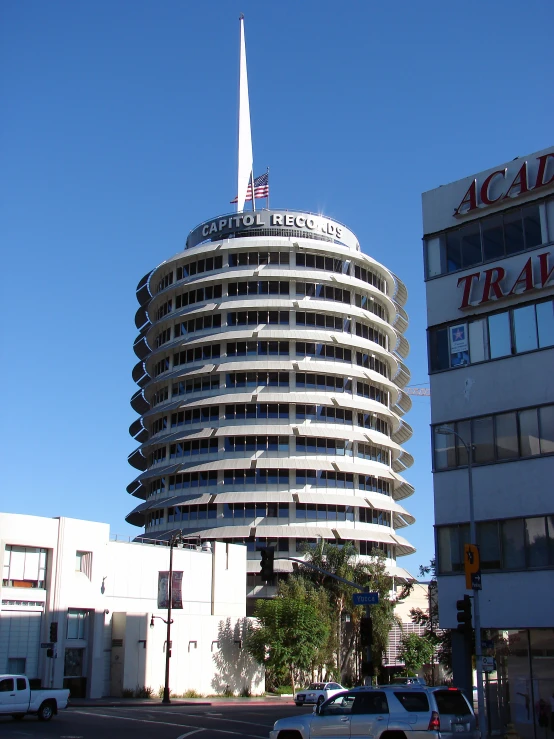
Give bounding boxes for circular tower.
[127,210,415,605]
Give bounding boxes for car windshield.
[308,683,326,690]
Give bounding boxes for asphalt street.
[0,703,312,739]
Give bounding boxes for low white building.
[0,513,263,698]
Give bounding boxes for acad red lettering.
[503,161,530,201]
[535,153,554,188]
[508,258,534,295]
[479,267,506,304]
[454,180,478,216]
[457,272,481,309]
[480,169,506,205]
[538,252,554,287]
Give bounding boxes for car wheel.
[38,701,55,721]
[317,695,325,706]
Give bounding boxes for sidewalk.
[69,695,292,708]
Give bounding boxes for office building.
[423,146,554,738]
[127,210,416,608]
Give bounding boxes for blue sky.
[1,1,552,575]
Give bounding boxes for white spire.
[236,14,253,213]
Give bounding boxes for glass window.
[429,328,450,371]
[437,526,468,573]
[434,426,456,470]
[456,420,470,466]
[525,517,549,567]
[547,516,554,564]
[352,692,389,714]
[435,690,471,716]
[446,230,462,273]
[67,609,88,640]
[469,319,487,363]
[502,519,525,569]
[513,305,538,353]
[472,416,494,463]
[482,215,505,261]
[539,405,554,454]
[504,210,525,255]
[488,312,512,358]
[477,521,501,569]
[519,408,540,457]
[495,412,518,460]
[393,692,430,712]
[522,204,542,249]
[536,300,554,348]
[461,223,482,267]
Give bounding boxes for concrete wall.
[0,513,263,697]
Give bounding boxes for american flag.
[231,172,269,203]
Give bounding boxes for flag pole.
[251,170,256,212]
[266,167,269,209]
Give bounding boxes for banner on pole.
[157,571,184,609]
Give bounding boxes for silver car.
[270,684,479,739]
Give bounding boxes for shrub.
[133,685,153,699]
[240,686,251,698]
[121,688,134,698]
[181,689,203,698]
[274,686,294,695]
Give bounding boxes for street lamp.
[150,531,184,704]
[435,426,486,738]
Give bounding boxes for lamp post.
[150,531,184,704]
[435,426,486,739]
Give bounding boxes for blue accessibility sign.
[352,592,379,606]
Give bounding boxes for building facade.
[0,513,262,698]
[423,146,554,737]
[127,210,416,608]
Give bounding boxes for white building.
[0,513,263,698]
[128,209,416,610]
[422,146,554,737]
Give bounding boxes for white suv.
[270,684,479,739]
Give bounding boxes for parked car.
[0,675,70,721]
[294,681,345,707]
[272,684,478,739]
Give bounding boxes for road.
[0,702,312,739]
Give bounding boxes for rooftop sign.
[422,146,554,236]
[186,210,359,251]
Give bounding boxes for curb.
[68,698,292,708]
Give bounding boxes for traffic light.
[360,615,373,648]
[456,594,472,636]
[49,621,58,643]
[259,547,275,581]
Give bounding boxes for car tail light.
[448,687,458,692]
[428,711,440,731]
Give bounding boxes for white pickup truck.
[0,675,69,721]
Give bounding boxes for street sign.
[41,642,54,648]
[481,656,496,672]
[353,592,379,606]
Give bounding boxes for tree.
[398,632,436,675]
[294,541,412,682]
[246,591,329,696]
[410,559,452,670]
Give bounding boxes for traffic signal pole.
[467,447,486,739]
